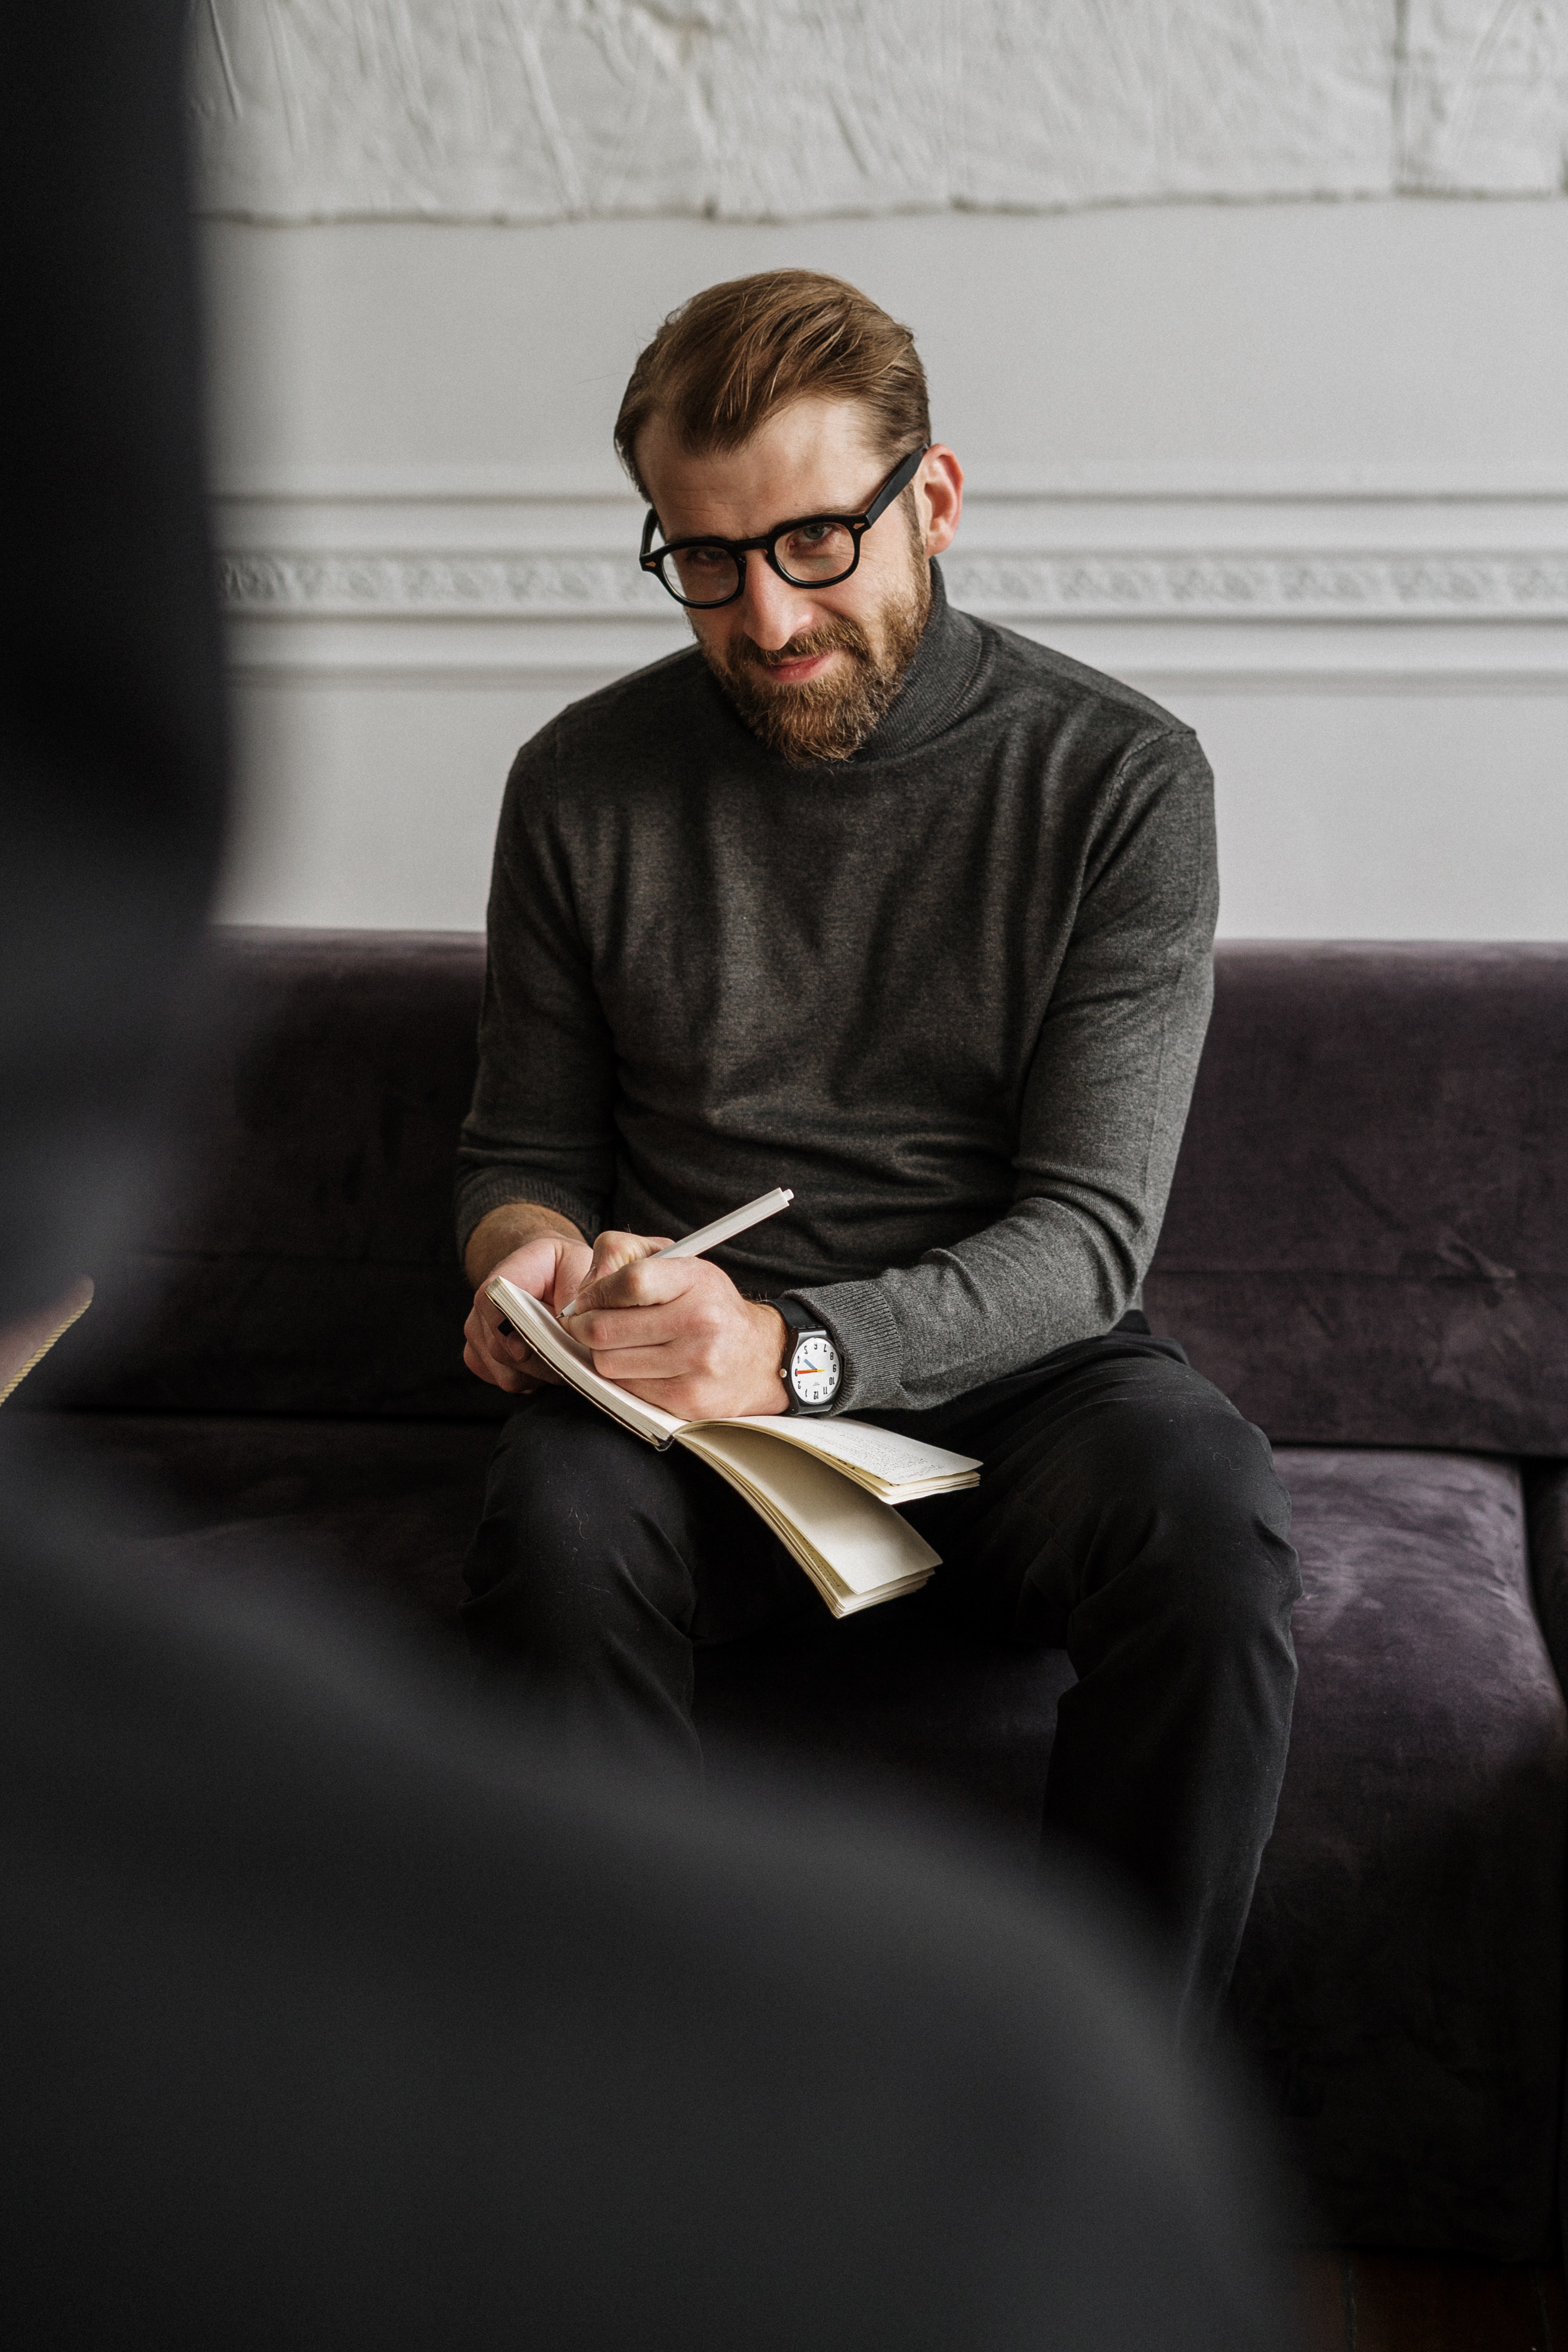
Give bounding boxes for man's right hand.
[462,1207,593,1394]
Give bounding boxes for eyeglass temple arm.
[861,443,931,530]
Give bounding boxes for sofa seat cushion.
[1231,1447,1567,2257]
[21,1412,496,1648]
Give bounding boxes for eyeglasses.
[639,443,931,609]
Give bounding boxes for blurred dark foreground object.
[0,0,226,1331]
[0,1422,1294,2351]
[0,2,1295,2347]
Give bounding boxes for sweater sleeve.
[455,728,619,1258]
[786,727,1218,1411]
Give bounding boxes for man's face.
[635,397,962,764]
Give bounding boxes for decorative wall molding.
[189,0,1568,223]
[213,481,1568,690]
[219,545,1568,625]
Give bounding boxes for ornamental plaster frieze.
[218,547,1568,623]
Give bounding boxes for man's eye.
[778,520,854,577]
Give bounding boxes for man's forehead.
[637,396,885,532]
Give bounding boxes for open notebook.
[487,1278,980,1619]
[0,1277,93,1408]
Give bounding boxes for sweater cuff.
[782,1280,907,1413]
[455,1170,602,1262]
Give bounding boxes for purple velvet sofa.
[22,930,1568,2260]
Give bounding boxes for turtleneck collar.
[848,560,985,764]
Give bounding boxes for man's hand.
[565,1230,789,1420]
[462,1204,593,1394]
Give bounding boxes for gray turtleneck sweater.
[456,568,1218,1413]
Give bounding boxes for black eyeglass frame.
[638,443,931,608]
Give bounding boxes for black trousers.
[463,1317,1300,2039]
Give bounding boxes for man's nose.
[736,556,819,651]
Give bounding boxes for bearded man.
[457,271,1299,2043]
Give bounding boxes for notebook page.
[714,1415,980,1492]
[676,1425,939,1598]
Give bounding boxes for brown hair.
[614,270,930,500]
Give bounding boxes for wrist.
[745,1302,791,1414]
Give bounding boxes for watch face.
[790,1332,840,1407]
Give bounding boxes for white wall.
[207,196,1568,938]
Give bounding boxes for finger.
[561,1233,674,1320]
[575,1255,703,1323]
[583,1313,734,1378]
[498,1326,564,1384]
[587,1344,691,1386]
[472,1280,547,1353]
[469,1303,529,1368]
[464,1334,531,1392]
[565,1231,672,1311]
[547,1240,595,1316]
[464,1299,555,1392]
[570,1293,709,1353]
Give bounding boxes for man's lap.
[474,1385,809,1645]
[472,1322,1286,1650]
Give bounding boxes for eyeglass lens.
[661,517,859,607]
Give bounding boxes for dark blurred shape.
[0,4,1294,2346]
[0,1427,1296,2351]
[0,0,227,1327]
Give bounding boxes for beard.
[697,548,932,766]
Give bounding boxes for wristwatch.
[774,1297,841,1415]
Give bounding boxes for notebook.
[486,1279,980,1618]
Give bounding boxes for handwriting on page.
[789,1422,975,1481]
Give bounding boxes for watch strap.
[773,1297,821,1338]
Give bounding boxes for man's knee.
[479,1396,644,1544]
[464,1396,693,1647]
[1084,1378,1300,1640]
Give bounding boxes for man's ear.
[917,445,964,559]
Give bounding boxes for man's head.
[617,272,963,764]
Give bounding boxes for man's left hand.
[563,1232,788,1419]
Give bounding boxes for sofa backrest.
[1145,942,1568,1454]
[36,930,1568,1453]
[44,930,500,1423]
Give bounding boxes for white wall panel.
[218,669,1568,941]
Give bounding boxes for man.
[459,270,1300,2042]
[1,26,1295,2346]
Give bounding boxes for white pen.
[558,1186,793,1318]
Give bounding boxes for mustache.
[729,621,872,676]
